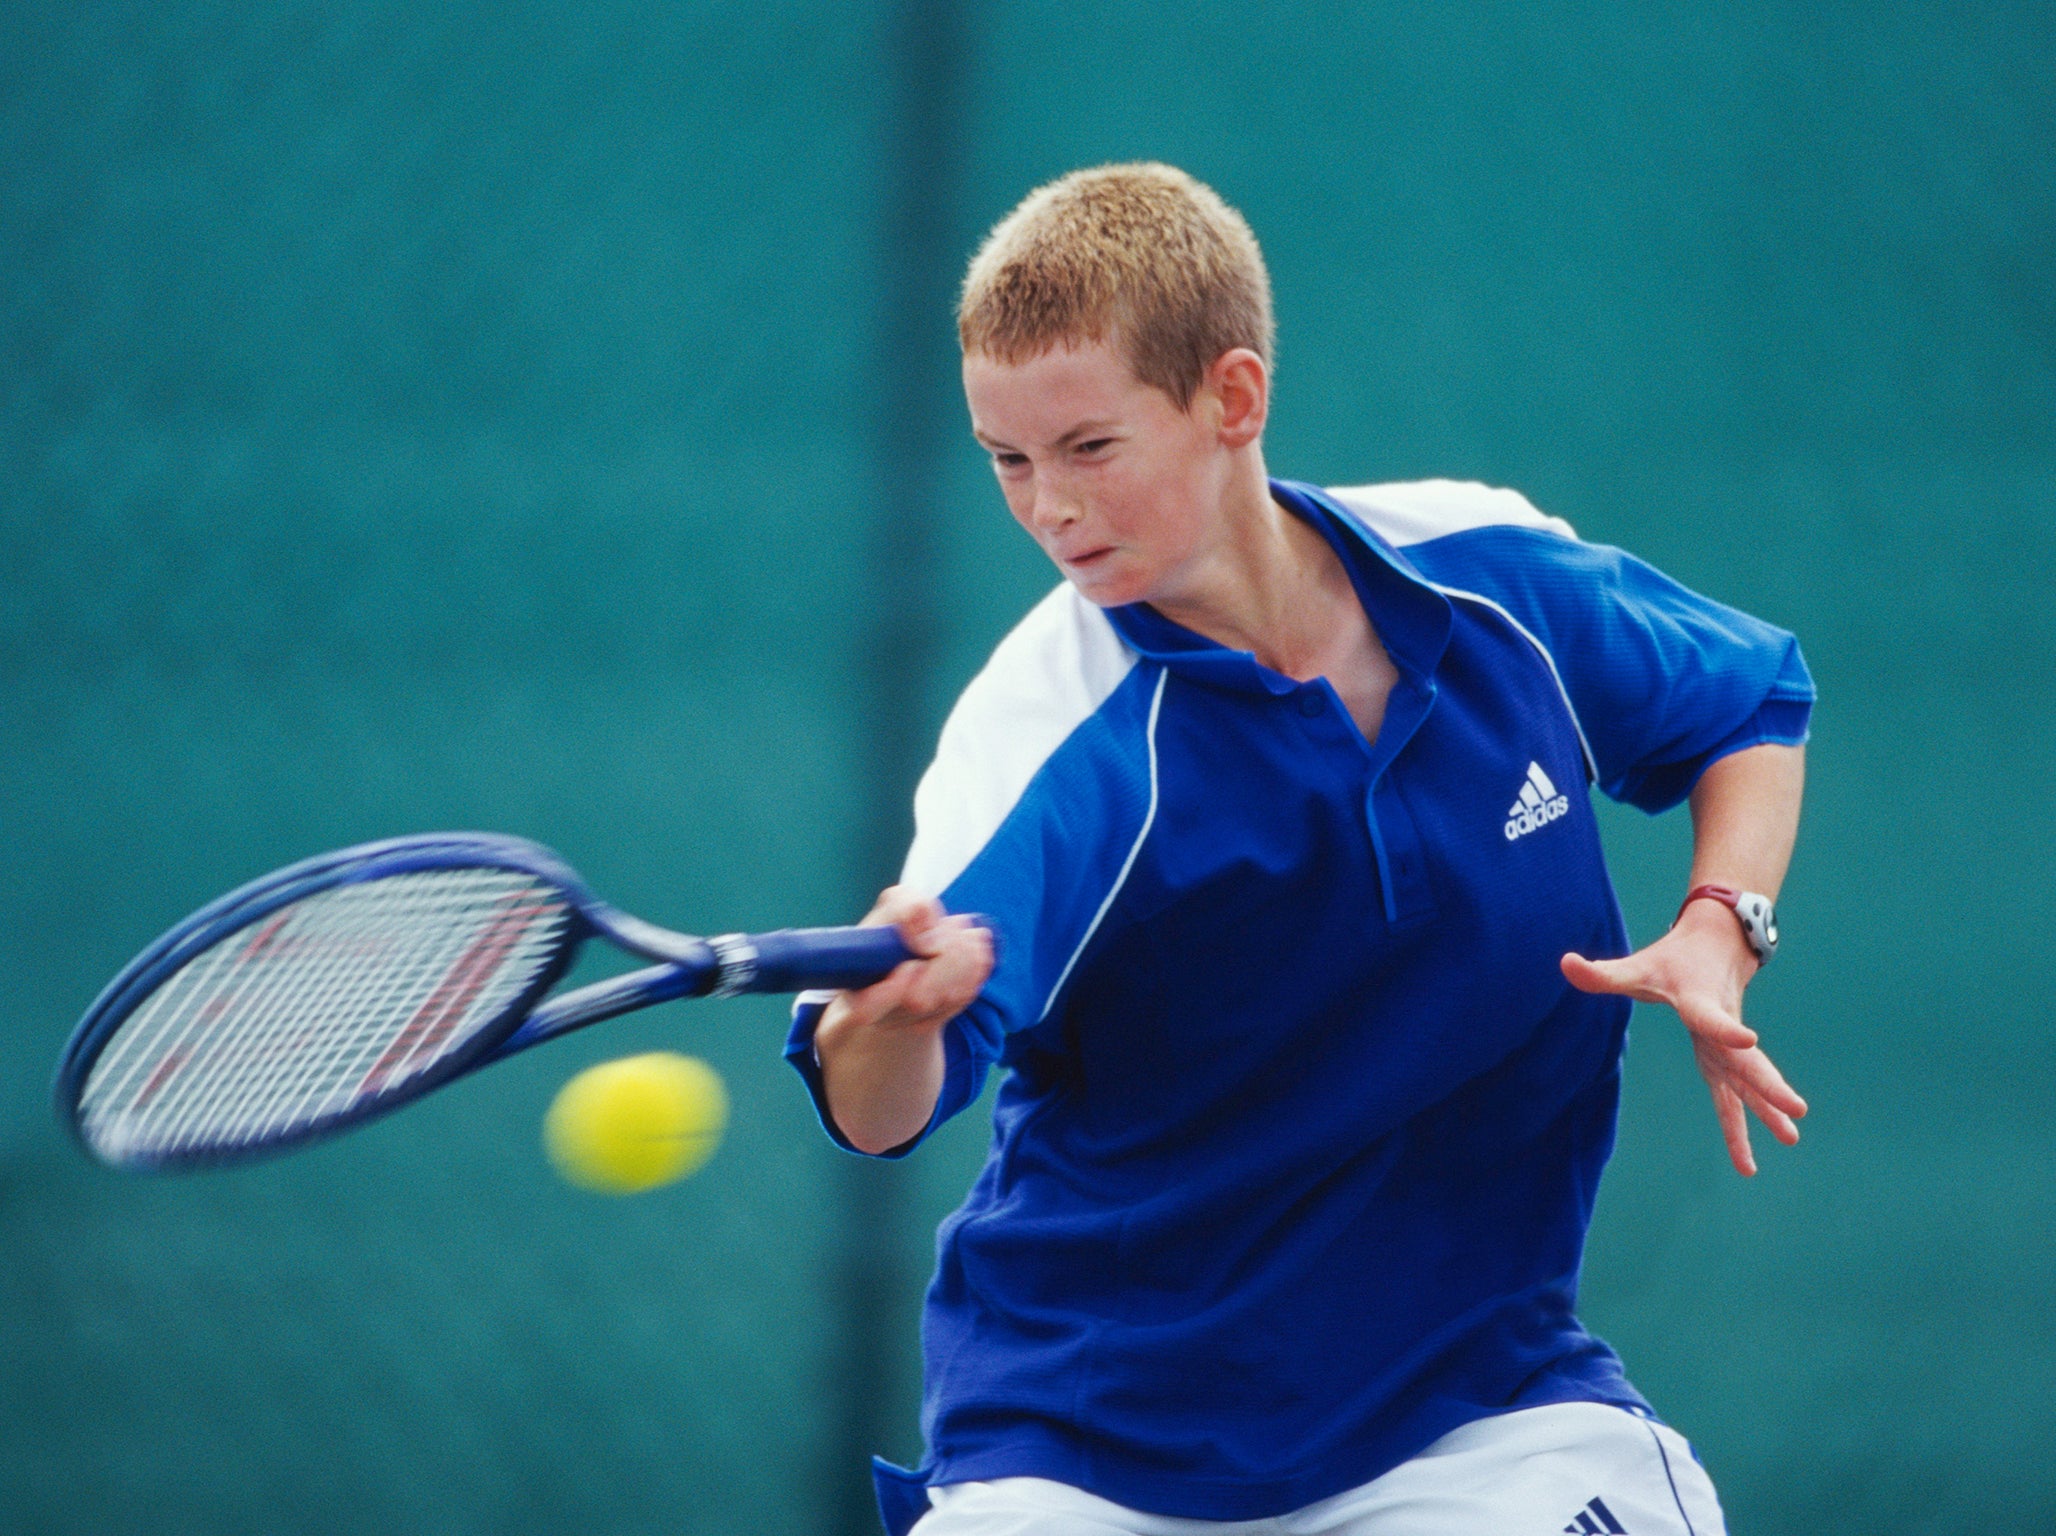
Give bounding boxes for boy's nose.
[1030,483,1083,532]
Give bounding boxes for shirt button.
[1297,691,1324,717]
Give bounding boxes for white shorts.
[910,1402,1726,1536]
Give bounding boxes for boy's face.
[963,339,1239,611]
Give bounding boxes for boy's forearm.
[1686,742,1805,898]
[814,1006,949,1156]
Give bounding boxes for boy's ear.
[1206,348,1269,448]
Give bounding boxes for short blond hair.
[958,163,1274,408]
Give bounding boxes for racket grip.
[737,924,920,994]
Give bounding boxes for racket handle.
[738,924,917,994]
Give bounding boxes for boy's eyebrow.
[972,418,1121,452]
[1055,418,1121,447]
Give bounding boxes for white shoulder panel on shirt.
[1323,479,1578,547]
[901,582,1139,898]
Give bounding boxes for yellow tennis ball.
[543,1052,728,1194]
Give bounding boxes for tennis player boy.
[787,163,1811,1536]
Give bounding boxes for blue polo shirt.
[787,479,1813,1530]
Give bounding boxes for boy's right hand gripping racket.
[54,833,924,1173]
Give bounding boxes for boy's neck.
[1149,454,1364,681]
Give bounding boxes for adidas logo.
[1504,761,1571,841]
[1562,1495,1628,1534]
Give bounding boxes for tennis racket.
[54,832,918,1173]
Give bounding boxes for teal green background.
[3,4,2050,1532]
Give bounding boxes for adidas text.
[1505,796,1571,840]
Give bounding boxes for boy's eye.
[1074,438,1114,456]
[992,451,1030,471]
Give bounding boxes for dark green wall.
[4,4,2050,1532]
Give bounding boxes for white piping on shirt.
[1037,665,1168,1024]
[1429,584,1599,785]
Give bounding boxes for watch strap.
[1676,883,1779,965]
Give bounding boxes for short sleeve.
[1403,525,1814,813]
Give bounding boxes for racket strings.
[79,869,572,1161]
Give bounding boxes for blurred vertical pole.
[833,0,968,1533]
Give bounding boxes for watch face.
[1731,891,1777,960]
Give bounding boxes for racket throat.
[705,935,759,998]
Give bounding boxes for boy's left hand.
[1560,899,1808,1177]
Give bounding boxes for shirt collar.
[1104,479,1453,692]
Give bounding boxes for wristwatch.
[1675,884,1779,966]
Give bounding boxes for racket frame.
[54,833,710,1172]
